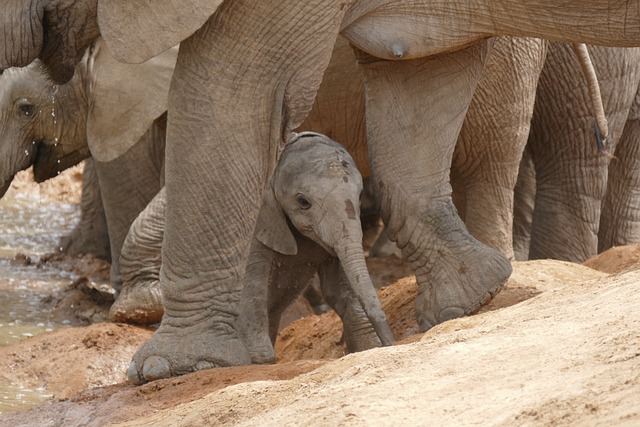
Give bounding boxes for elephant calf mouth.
[32,142,90,183]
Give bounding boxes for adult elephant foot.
[406,203,512,331]
[109,281,164,325]
[128,321,251,384]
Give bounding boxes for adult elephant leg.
[111,187,166,325]
[599,96,640,251]
[512,148,536,261]
[58,158,111,261]
[452,37,547,260]
[94,115,165,290]
[528,44,640,262]
[358,40,512,332]
[128,1,346,383]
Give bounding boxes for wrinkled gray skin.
[304,36,547,263]
[60,158,110,261]
[514,43,640,262]
[117,133,394,366]
[0,52,166,285]
[96,114,165,289]
[4,0,640,384]
[0,58,111,258]
[450,37,547,261]
[0,60,91,197]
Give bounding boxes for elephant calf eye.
[18,100,35,118]
[296,194,312,210]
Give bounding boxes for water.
[0,187,80,414]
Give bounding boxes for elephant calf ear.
[97,0,224,63]
[255,189,298,256]
[0,0,44,68]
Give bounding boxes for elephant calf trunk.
[337,243,395,347]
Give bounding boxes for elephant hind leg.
[404,201,512,330]
[599,116,640,251]
[358,41,512,331]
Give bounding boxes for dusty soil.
[1,169,639,426]
[6,165,84,205]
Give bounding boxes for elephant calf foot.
[128,322,251,384]
[246,334,276,364]
[414,240,512,331]
[109,281,164,325]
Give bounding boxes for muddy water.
[0,188,80,414]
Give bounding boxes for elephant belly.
[341,2,489,60]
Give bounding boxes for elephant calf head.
[0,56,91,198]
[254,132,394,348]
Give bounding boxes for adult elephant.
[3,0,640,384]
[514,43,640,262]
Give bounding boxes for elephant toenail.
[439,307,465,322]
[142,355,171,381]
[195,360,215,372]
[127,361,143,385]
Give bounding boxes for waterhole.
[0,187,80,414]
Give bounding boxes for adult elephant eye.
[296,193,312,210]
[17,99,35,118]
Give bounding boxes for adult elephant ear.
[86,38,177,162]
[0,0,44,69]
[97,0,224,63]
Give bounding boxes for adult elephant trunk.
[331,222,395,347]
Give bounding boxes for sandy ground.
[1,168,639,426]
[5,165,84,205]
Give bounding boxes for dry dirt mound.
[114,266,640,427]
[276,259,606,361]
[583,244,640,274]
[2,256,636,426]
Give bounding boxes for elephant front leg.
[238,241,279,365]
[358,40,512,331]
[128,0,346,383]
[111,187,166,325]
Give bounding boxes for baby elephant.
[115,132,394,363]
